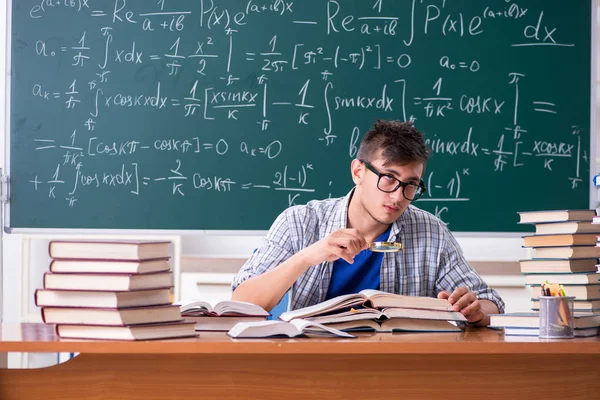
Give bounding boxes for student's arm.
[232,228,368,311]
[437,288,500,326]
[435,225,505,325]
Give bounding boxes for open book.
[176,299,269,317]
[279,290,452,322]
[327,318,461,333]
[307,307,466,325]
[227,319,355,338]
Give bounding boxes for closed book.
[523,234,598,248]
[490,312,600,329]
[518,210,596,224]
[519,258,598,273]
[48,240,170,261]
[527,284,600,300]
[41,305,182,325]
[531,299,600,312]
[227,319,355,338]
[523,273,600,285]
[55,321,197,341]
[325,318,460,333]
[502,326,599,337]
[49,258,170,274]
[43,271,172,291]
[535,221,600,235]
[183,316,268,331]
[377,318,461,333]
[35,288,171,308]
[533,246,600,259]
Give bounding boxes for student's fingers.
[343,229,369,250]
[328,231,363,256]
[448,286,469,305]
[334,230,367,254]
[460,300,483,321]
[329,245,355,264]
[437,291,451,300]
[452,291,477,312]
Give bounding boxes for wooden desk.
[1,323,599,400]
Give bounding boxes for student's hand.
[300,229,368,265]
[437,287,485,324]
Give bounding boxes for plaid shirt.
[232,190,505,313]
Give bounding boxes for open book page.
[289,319,355,338]
[176,299,269,317]
[227,319,355,338]
[359,289,453,310]
[279,293,365,322]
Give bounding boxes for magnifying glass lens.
[369,242,402,252]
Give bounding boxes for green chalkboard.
[8,0,592,231]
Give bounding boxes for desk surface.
[2,323,600,354]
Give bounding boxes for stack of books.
[277,289,467,333]
[35,240,196,340]
[517,209,600,313]
[489,312,600,337]
[489,209,600,337]
[177,299,270,331]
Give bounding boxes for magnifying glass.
[369,241,402,252]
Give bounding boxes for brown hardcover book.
[519,258,598,273]
[324,318,459,333]
[518,210,596,224]
[55,321,197,341]
[42,305,182,325]
[523,273,600,285]
[531,299,600,312]
[43,271,172,291]
[523,234,598,248]
[49,258,170,274]
[533,246,600,259]
[306,307,466,325]
[48,240,170,261]
[528,284,600,300]
[35,288,171,308]
[535,221,600,235]
[490,312,600,329]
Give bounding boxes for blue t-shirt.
[325,227,391,300]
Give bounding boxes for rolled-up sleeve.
[435,226,505,313]
[231,210,295,292]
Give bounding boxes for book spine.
[34,288,41,307]
[40,308,48,324]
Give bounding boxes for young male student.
[232,120,504,326]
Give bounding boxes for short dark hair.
[356,120,430,166]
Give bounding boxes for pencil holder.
[538,296,575,339]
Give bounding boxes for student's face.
[352,156,425,226]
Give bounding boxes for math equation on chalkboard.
[8,0,591,230]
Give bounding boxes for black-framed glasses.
[359,159,427,201]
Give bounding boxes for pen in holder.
[538,295,575,339]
